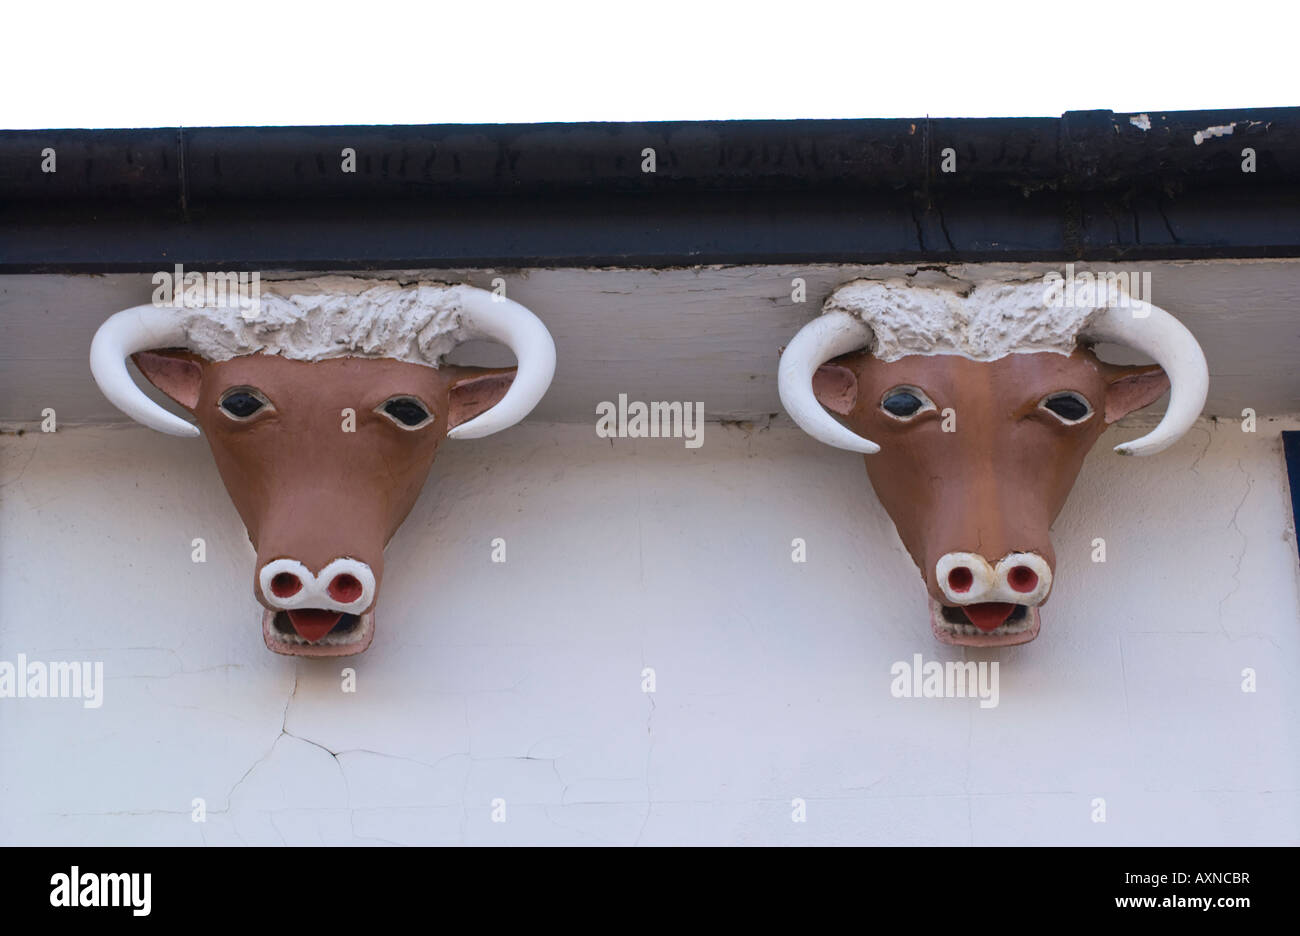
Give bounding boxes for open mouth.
[930,600,1041,646]
[262,608,375,656]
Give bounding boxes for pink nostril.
[270,572,302,598]
[947,567,974,593]
[328,573,364,604]
[1008,566,1039,593]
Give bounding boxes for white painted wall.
[2,417,1297,845]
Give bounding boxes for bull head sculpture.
[90,277,556,657]
[779,277,1208,646]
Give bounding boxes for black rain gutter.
[1,108,1298,273]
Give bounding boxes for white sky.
[3,0,1295,129]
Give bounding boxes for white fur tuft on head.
[822,278,1096,362]
[178,276,478,367]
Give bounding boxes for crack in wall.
[1216,458,1255,639]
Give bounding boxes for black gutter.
[1,109,1297,273]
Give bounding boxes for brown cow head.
[90,279,556,657]
[779,278,1209,647]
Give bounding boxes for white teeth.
[934,609,1034,637]
[270,613,371,647]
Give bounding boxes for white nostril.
[258,558,314,609]
[328,573,363,603]
[935,552,995,602]
[269,572,302,598]
[995,553,1052,603]
[1007,566,1038,593]
[316,558,376,611]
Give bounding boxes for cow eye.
[1040,391,1093,424]
[880,386,934,420]
[218,387,271,420]
[378,396,434,429]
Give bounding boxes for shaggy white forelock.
[823,277,1113,362]
[175,276,474,367]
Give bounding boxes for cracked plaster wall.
[0,417,1298,845]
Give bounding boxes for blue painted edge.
[1284,431,1300,563]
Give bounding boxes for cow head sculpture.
[90,278,556,657]
[778,277,1209,647]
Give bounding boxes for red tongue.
[962,602,1016,633]
[286,609,343,642]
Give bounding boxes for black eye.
[219,390,267,419]
[881,387,932,419]
[381,397,432,428]
[1041,392,1092,423]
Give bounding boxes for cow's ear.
[131,350,205,412]
[812,362,858,416]
[446,366,517,429]
[1101,362,1170,424]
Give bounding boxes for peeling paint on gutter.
[1194,123,1236,144]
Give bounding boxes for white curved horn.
[778,310,879,454]
[445,287,557,440]
[1081,301,1209,456]
[89,305,200,438]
